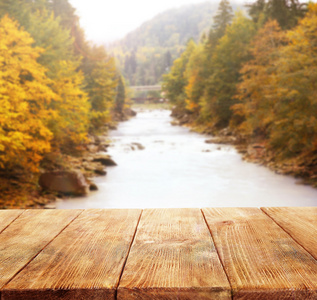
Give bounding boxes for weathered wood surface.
[262,207,317,261]
[2,209,142,300]
[202,207,317,299]
[118,208,231,300]
[0,210,23,233]
[0,208,317,300]
[0,210,81,290]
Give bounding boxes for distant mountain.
[109,1,227,87]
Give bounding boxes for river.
[57,109,317,209]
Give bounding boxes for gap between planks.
[2,210,85,290]
[1,208,317,300]
[261,207,317,262]
[114,210,144,300]
[201,209,233,299]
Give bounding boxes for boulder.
[247,144,266,158]
[205,136,236,145]
[89,182,98,191]
[171,120,180,126]
[92,154,117,166]
[98,142,110,152]
[125,108,137,117]
[94,166,107,176]
[39,170,89,196]
[87,144,99,153]
[132,142,145,150]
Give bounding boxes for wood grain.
[118,208,231,300]
[0,210,24,233]
[203,207,317,299]
[0,210,81,290]
[2,209,142,300]
[262,207,317,261]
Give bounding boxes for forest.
[163,0,317,186]
[110,2,233,86]
[1,0,317,208]
[0,0,129,207]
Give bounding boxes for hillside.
[110,1,225,86]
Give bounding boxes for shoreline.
[170,108,317,189]
[0,108,137,209]
[3,104,315,209]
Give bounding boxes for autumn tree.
[51,0,88,58]
[0,0,91,153]
[0,15,55,172]
[183,43,207,116]
[26,9,90,152]
[48,60,90,152]
[232,20,286,139]
[268,3,317,159]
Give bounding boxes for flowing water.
[57,109,317,209]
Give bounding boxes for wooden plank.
[262,207,317,261]
[0,209,81,291]
[2,209,142,300]
[118,208,231,300]
[0,210,24,233]
[203,207,317,299]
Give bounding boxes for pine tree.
[212,0,233,40]
[208,0,233,46]
[247,0,307,29]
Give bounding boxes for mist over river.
[57,109,317,209]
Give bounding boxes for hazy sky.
[68,0,222,44]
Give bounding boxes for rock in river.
[39,170,89,196]
[131,142,145,150]
[92,154,117,166]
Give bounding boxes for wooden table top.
[0,207,316,299]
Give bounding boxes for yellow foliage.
[48,60,90,150]
[0,15,56,172]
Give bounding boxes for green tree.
[183,43,207,116]
[48,60,90,152]
[247,0,307,29]
[209,0,233,44]
[162,39,196,112]
[82,45,117,132]
[202,12,256,129]
[114,75,126,114]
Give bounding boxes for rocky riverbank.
[171,107,317,189]
[0,135,117,209]
[0,108,137,209]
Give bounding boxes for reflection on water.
[57,109,317,209]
